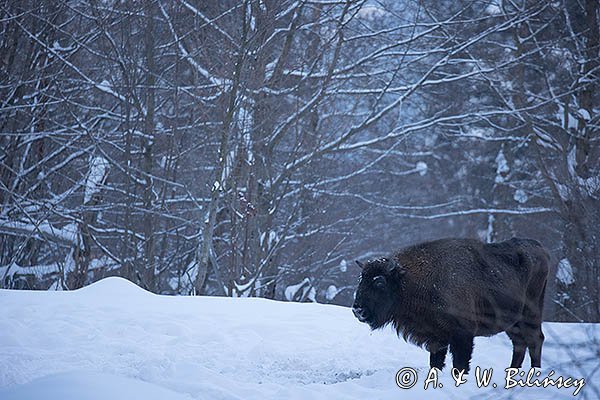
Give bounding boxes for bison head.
[352,257,404,330]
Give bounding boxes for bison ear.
[355,260,365,269]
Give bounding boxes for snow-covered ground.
[1,278,598,399]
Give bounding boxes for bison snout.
[352,306,368,322]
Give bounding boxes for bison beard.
[352,238,549,373]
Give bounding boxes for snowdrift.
[0,277,597,399]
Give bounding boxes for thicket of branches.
[1,0,598,321]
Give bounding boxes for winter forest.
[0,0,598,322]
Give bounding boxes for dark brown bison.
[352,238,549,373]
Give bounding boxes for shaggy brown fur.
[352,238,549,373]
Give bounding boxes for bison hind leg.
[525,322,544,368]
[507,321,544,368]
[524,281,546,368]
[429,345,448,370]
[516,279,546,368]
[506,326,527,368]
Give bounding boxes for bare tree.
[0,0,597,323]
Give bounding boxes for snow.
[84,156,109,204]
[484,2,502,15]
[284,277,315,302]
[62,222,79,243]
[265,60,276,80]
[2,372,193,400]
[51,40,74,52]
[94,80,126,102]
[89,255,119,272]
[63,247,76,277]
[0,219,80,247]
[415,161,428,177]
[237,95,254,164]
[0,277,598,399]
[566,146,600,196]
[220,148,236,186]
[339,259,348,272]
[556,258,574,285]
[533,127,562,151]
[357,6,386,20]
[260,230,279,248]
[96,79,111,92]
[556,182,570,201]
[567,146,577,178]
[485,214,495,243]
[578,108,591,121]
[513,189,528,204]
[0,262,60,281]
[466,126,493,138]
[495,149,509,183]
[557,104,579,130]
[249,3,256,32]
[326,285,339,301]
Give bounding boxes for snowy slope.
[0,278,597,400]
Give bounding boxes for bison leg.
[506,327,527,368]
[523,281,546,368]
[449,336,473,374]
[525,324,544,368]
[429,346,448,370]
[507,321,544,368]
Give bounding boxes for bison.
[352,238,549,373]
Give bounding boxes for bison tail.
[539,279,547,311]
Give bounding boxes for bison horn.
[387,259,405,274]
[386,259,396,272]
[355,260,365,269]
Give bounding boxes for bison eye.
[373,275,386,289]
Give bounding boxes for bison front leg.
[449,336,474,374]
[429,346,448,370]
